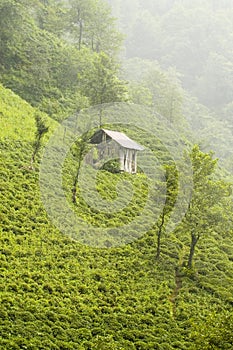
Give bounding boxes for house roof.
[102,129,144,151]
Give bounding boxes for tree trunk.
[78,19,83,50]
[72,158,81,204]
[77,8,82,51]
[30,138,40,169]
[156,230,161,260]
[72,140,87,203]
[156,212,165,260]
[188,233,199,269]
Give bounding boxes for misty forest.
[1,0,233,349]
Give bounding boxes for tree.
[128,82,153,107]
[71,133,90,203]
[123,59,184,124]
[66,0,123,55]
[78,52,128,113]
[143,66,184,124]
[195,52,233,108]
[155,164,178,260]
[35,0,67,36]
[180,145,231,269]
[30,113,49,168]
[0,0,124,120]
[0,0,25,69]
[126,9,161,59]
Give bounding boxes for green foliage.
[179,145,231,268]
[0,0,126,120]
[66,0,123,54]
[190,311,233,349]
[1,28,233,350]
[77,51,128,107]
[125,59,185,125]
[31,114,49,167]
[154,163,179,260]
[101,159,121,173]
[128,82,153,107]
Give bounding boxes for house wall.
[120,147,137,174]
[89,131,139,173]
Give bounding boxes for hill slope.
[1,85,233,349]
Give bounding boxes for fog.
[107,0,233,171]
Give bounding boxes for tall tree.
[33,0,67,37]
[155,164,178,260]
[30,113,49,169]
[143,66,184,124]
[78,51,128,109]
[180,145,231,269]
[66,0,123,55]
[0,0,125,119]
[71,133,90,203]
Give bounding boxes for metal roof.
[102,129,144,151]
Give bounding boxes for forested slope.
[0,0,127,121]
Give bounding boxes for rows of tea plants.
[1,85,233,349]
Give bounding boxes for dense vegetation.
[0,0,127,120]
[1,86,233,349]
[1,0,233,349]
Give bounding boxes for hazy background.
[107,0,233,170]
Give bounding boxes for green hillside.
[1,84,233,349]
[1,1,233,348]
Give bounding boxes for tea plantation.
[1,84,233,349]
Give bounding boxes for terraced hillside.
[1,84,233,349]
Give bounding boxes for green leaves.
[31,113,49,167]
[77,51,128,106]
[66,0,123,55]
[0,0,126,119]
[191,311,233,349]
[180,145,231,268]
